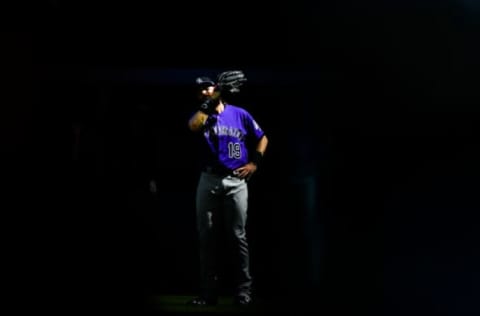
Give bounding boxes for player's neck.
[216,102,226,114]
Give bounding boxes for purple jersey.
[202,104,264,170]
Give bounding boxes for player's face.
[198,85,216,100]
[202,86,216,96]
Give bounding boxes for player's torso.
[203,106,250,169]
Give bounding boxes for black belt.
[203,166,236,177]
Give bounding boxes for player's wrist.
[198,97,218,114]
[250,151,263,167]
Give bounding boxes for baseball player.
[187,70,268,306]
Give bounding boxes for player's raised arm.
[188,110,209,132]
[188,78,221,132]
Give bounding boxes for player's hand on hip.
[234,163,257,179]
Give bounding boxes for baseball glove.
[216,70,247,93]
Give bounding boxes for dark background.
[3,1,479,314]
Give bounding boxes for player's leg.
[193,172,223,304]
[223,176,252,304]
